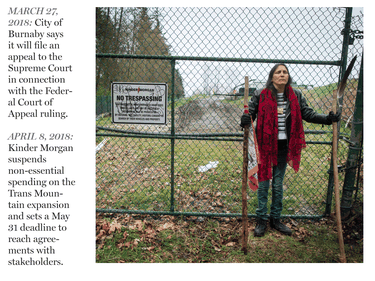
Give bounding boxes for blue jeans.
[256,143,288,221]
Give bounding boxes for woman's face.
[272,65,289,89]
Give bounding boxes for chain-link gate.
[96,7,363,219]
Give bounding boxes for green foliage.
[96,7,185,100]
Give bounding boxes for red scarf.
[256,85,306,181]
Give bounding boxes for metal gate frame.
[96,7,363,219]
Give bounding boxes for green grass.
[96,214,363,263]
[96,130,349,216]
[96,138,248,213]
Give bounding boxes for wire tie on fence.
[327,165,345,174]
[348,145,363,151]
[328,160,363,175]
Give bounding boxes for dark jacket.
[248,88,330,141]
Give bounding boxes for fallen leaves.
[128,220,144,231]
[96,214,180,253]
[211,239,221,252]
[96,213,244,262]
[110,221,122,233]
[156,222,175,232]
[96,220,121,249]
[96,213,363,263]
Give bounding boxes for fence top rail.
[96,53,341,66]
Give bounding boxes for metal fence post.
[170,59,176,212]
[339,8,353,81]
[341,54,363,219]
[325,7,353,216]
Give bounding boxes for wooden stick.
[332,89,346,263]
[330,56,356,263]
[241,76,250,254]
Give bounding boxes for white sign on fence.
[111,82,168,125]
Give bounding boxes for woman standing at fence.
[240,64,340,237]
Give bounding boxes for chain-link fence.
[96,7,363,219]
